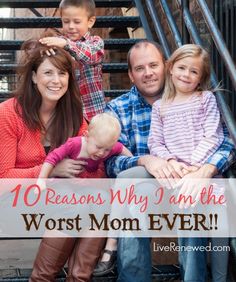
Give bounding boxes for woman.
[0,41,105,281]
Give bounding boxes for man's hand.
[175,164,218,208]
[138,155,194,179]
[138,155,185,189]
[168,159,194,178]
[181,163,217,179]
[50,159,87,178]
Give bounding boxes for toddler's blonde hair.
[88,113,121,141]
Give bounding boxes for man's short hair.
[59,0,96,17]
[127,40,165,71]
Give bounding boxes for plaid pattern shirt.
[105,86,235,177]
[64,32,106,121]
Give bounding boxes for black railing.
[212,1,236,114]
[133,0,153,40]
[136,0,236,146]
[145,0,171,58]
[197,0,236,90]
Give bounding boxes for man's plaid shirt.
[64,32,106,121]
[105,86,235,177]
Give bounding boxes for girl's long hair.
[163,44,211,103]
[14,40,83,149]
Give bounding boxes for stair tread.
[0,63,128,74]
[0,39,143,50]
[0,265,180,280]
[0,0,133,8]
[0,90,130,99]
[0,16,140,29]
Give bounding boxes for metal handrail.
[145,0,171,58]
[129,0,236,145]
[133,0,153,40]
[176,0,236,145]
[197,0,236,91]
[142,0,236,145]
[159,0,183,48]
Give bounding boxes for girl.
[148,44,224,174]
[148,44,228,282]
[38,112,132,181]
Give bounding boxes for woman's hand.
[50,159,88,178]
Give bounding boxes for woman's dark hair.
[15,40,83,149]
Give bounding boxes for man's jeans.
[116,167,153,282]
[117,237,152,282]
[179,237,208,282]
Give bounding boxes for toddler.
[38,113,132,179]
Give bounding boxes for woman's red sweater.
[0,98,105,178]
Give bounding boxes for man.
[105,40,234,282]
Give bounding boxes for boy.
[40,0,106,121]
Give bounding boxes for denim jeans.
[117,237,152,282]
[116,167,153,282]
[179,237,208,282]
[179,237,228,282]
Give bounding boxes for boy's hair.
[59,0,96,17]
[163,44,211,102]
[88,113,121,140]
[127,40,165,71]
